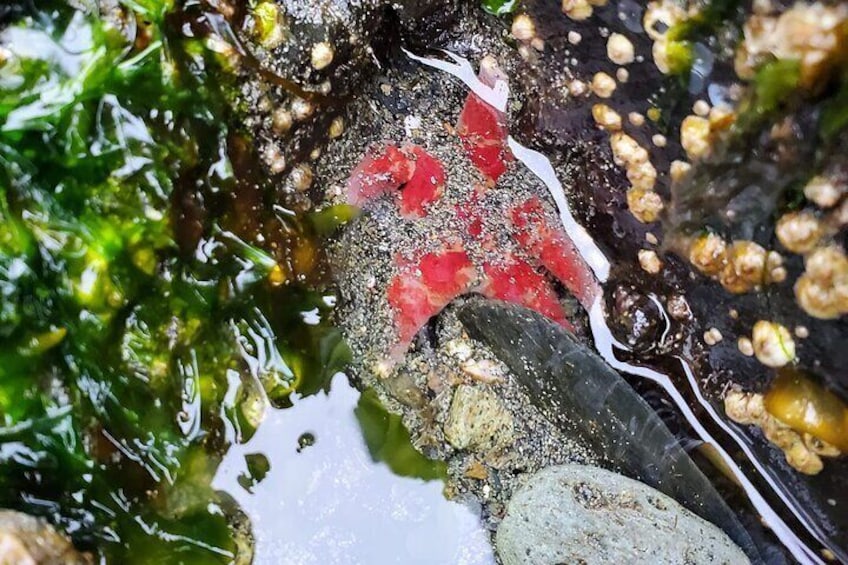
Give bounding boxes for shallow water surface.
[215,374,496,565]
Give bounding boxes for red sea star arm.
[386,247,476,358]
[346,144,415,206]
[510,197,602,309]
[455,60,513,182]
[457,94,512,182]
[482,256,571,329]
[346,144,446,218]
[398,146,446,218]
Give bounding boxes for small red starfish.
[345,60,600,362]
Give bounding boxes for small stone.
[737,336,755,356]
[626,187,663,223]
[610,132,648,165]
[568,79,589,97]
[794,246,848,319]
[693,99,711,116]
[443,385,515,453]
[666,294,691,320]
[263,145,286,174]
[638,249,662,274]
[288,164,314,192]
[616,67,629,82]
[680,115,711,159]
[720,240,768,293]
[460,358,503,384]
[704,327,723,346]
[444,338,473,361]
[643,2,684,41]
[271,108,292,134]
[628,112,645,126]
[775,211,822,254]
[291,98,314,121]
[669,160,691,183]
[724,390,765,424]
[465,460,488,480]
[591,72,617,98]
[591,103,622,130]
[804,175,843,209]
[568,31,582,45]
[561,0,593,20]
[329,116,345,139]
[511,14,536,41]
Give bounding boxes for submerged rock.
[0,510,90,564]
[496,464,749,565]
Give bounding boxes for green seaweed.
[355,389,447,482]
[662,0,743,76]
[0,1,347,562]
[819,74,848,141]
[749,58,801,118]
[482,0,519,17]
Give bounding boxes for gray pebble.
[496,464,750,565]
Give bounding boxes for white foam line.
[589,300,823,565]
[507,138,610,282]
[403,48,509,114]
[407,47,828,564]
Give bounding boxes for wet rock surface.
[495,464,749,565]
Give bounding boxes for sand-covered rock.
[443,384,515,453]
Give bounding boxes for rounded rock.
[496,465,750,565]
[0,511,90,564]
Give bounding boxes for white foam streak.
[588,300,823,565]
[507,139,610,282]
[402,48,509,113]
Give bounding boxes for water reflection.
[214,374,495,564]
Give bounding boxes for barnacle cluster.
[735,3,848,90]
[687,234,785,294]
[725,389,839,475]
[725,370,847,474]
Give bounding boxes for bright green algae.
[0,2,351,562]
